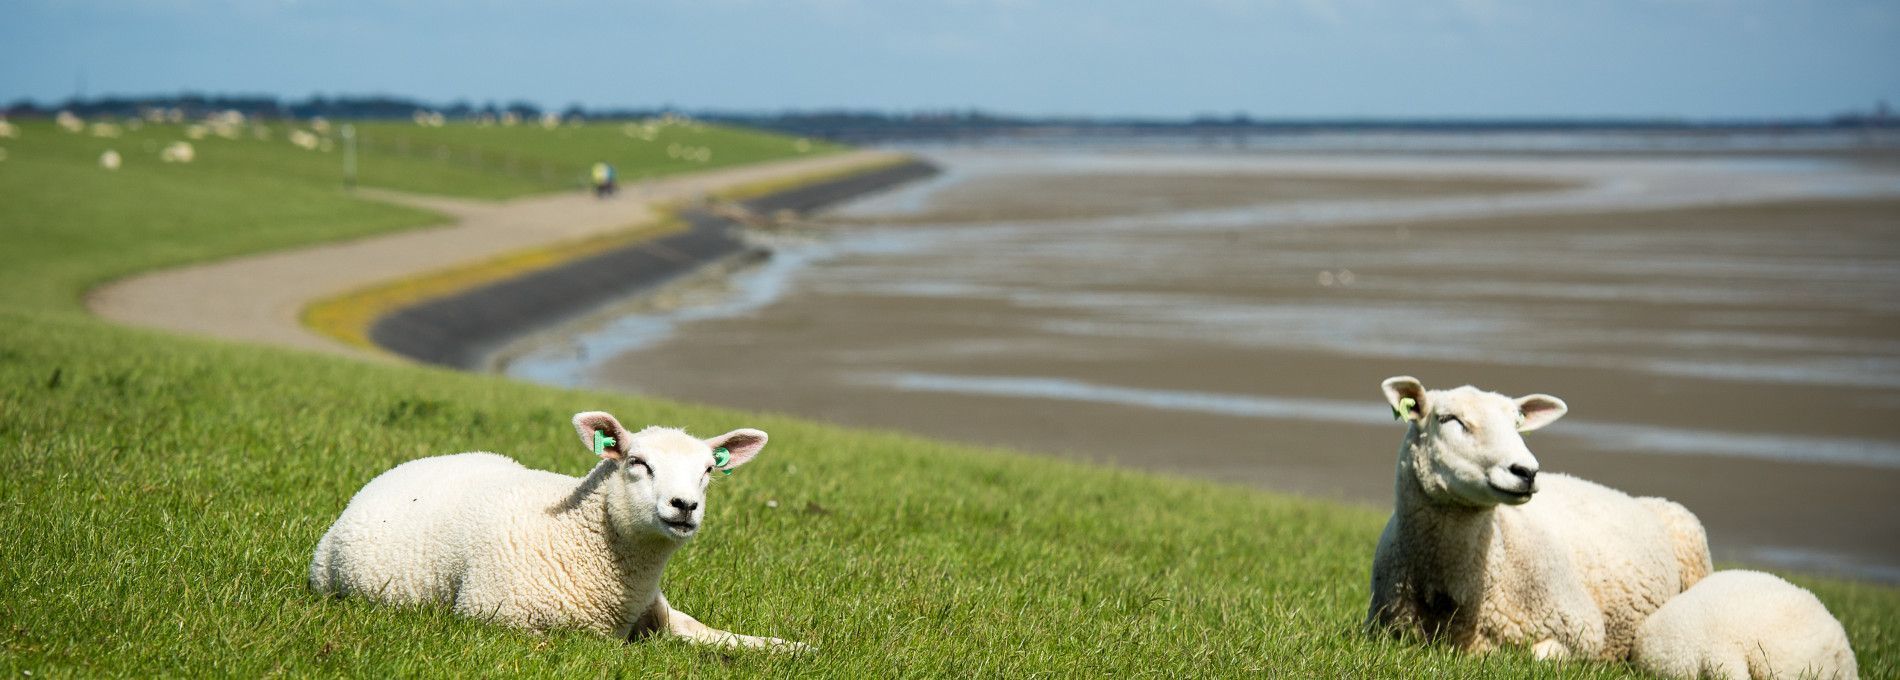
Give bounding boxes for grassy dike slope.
[2,123,1895,677]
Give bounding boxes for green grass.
[0,119,836,315]
[1,118,1895,677]
[344,119,843,197]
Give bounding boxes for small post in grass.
[341,123,358,192]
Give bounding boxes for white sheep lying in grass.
[309,411,804,651]
[1364,376,1711,661]
[1634,570,1857,680]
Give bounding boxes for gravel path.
[85,150,904,360]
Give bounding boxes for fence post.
[341,124,358,191]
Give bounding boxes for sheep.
[288,129,320,150]
[98,150,122,170]
[160,141,195,163]
[308,411,805,651]
[1364,376,1712,661]
[1633,570,1857,680]
[55,111,84,133]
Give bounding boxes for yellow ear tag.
[1393,396,1417,421]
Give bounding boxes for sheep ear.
[1382,376,1428,423]
[572,411,629,460]
[1515,394,1567,432]
[705,428,768,469]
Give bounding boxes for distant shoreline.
[86,149,913,361]
[369,160,940,368]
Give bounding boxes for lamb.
[1633,570,1857,680]
[1364,376,1712,661]
[308,411,804,651]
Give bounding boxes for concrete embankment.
[369,160,939,368]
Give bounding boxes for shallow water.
[502,146,1900,581]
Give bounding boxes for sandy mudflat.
[839,171,1568,223]
[512,149,1900,581]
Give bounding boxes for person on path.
[591,162,617,198]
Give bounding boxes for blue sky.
[3,0,1896,119]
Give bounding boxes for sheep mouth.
[661,518,699,534]
[1488,483,1535,504]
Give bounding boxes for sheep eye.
[627,458,651,474]
[1437,414,1465,429]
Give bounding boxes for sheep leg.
[651,596,809,652]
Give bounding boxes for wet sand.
[506,149,1900,581]
[845,171,1567,223]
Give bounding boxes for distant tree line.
[1,93,607,122]
[5,92,1892,143]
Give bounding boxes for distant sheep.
[1634,570,1857,680]
[98,150,121,170]
[1364,377,1711,661]
[288,130,320,151]
[309,411,804,651]
[55,111,84,133]
[160,141,195,163]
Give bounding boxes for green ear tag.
[593,429,616,457]
[1393,397,1417,421]
[713,447,733,475]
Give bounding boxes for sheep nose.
[669,498,699,513]
[1507,464,1538,485]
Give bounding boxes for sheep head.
[572,411,768,540]
[1381,377,1567,508]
